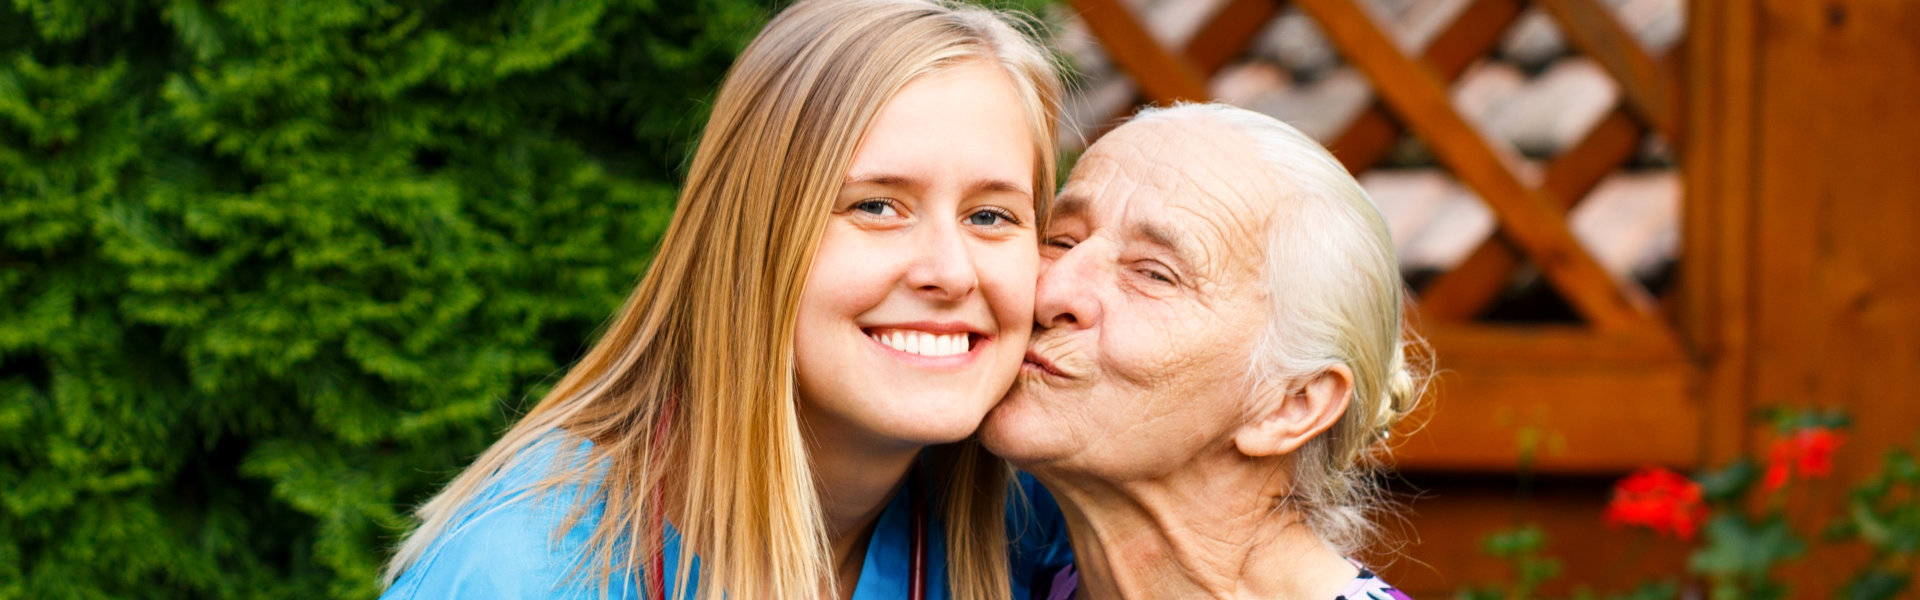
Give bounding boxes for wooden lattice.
[1067,0,1696,472]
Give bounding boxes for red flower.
[1761,461,1791,493]
[1605,466,1708,541]
[1760,426,1847,492]
[1792,428,1844,475]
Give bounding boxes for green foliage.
[1688,514,1804,600]
[1826,439,1920,600]
[0,0,769,598]
[1455,525,1563,600]
[1695,459,1758,504]
[1459,411,1918,600]
[1587,581,1681,600]
[1755,406,1850,432]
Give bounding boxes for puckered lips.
[1020,349,1070,379]
[862,321,990,369]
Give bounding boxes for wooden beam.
[1293,0,1667,335]
[1681,0,1757,469]
[1418,107,1645,321]
[1330,0,1525,172]
[1183,0,1285,75]
[1419,322,1683,363]
[1534,0,1683,144]
[1395,326,1697,472]
[1393,359,1696,472]
[1069,0,1211,105]
[1087,0,1284,139]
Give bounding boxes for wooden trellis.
[1069,0,1698,472]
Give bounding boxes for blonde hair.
[382,1,1062,599]
[1130,103,1425,556]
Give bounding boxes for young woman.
[378,1,1070,598]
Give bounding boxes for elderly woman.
[982,103,1422,599]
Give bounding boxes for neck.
[804,419,921,600]
[1040,458,1356,599]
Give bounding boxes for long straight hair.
[382,2,1063,599]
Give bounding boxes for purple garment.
[1038,562,1413,600]
[1335,563,1414,600]
[1042,565,1078,600]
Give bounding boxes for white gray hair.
[1129,103,1426,556]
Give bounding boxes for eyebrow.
[1057,194,1197,264]
[1131,220,1196,264]
[843,173,1031,196]
[1052,195,1090,221]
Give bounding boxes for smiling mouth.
[865,328,979,358]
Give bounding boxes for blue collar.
[656,482,948,600]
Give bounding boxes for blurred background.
[2,0,1915,598]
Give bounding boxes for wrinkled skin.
[981,115,1277,483]
[981,113,1361,599]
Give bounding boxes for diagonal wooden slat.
[1534,0,1682,144]
[1291,0,1665,334]
[1088,0,1285,135]
[1070,0,1211,105]
[1419,107,1645,321]
[1330,0,1525,173]
[1184,0,1286,75]
[1419,49,1685,321]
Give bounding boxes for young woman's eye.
[965,207,1018,227]
[853,199,899,216]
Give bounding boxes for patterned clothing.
[1335,563,1413,600]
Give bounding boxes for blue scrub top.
[382,434,1073,600]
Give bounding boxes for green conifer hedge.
[0,1,766,597]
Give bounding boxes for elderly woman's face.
[981,117,1279,480]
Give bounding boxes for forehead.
[1057,117,1279,253]
[845,60,1034,192]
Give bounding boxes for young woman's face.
[793,59,1040,450]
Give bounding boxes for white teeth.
[872,329,972,357]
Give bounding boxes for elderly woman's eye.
[1043,236,1076,249]
[966,207,1018,227]
[853,199,900,216]
[1134,261,1176,284]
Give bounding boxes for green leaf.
[1698,459,1759,503]
[1690,514,1806,580]
[1609,580,1681,600]
[1843,570,1911,600]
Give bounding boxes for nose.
[1034,243,1101,330]
[903,219,978,301]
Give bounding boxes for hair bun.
[1373,350,1421,440]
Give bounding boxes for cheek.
[1094,302,1184,388]
[977,242,1039,336]
[796,229,902,334]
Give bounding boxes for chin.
[883,394,996,445]
[978,398,1063,466]
[889,420,981,447]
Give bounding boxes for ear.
[1233,365,1355,458]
